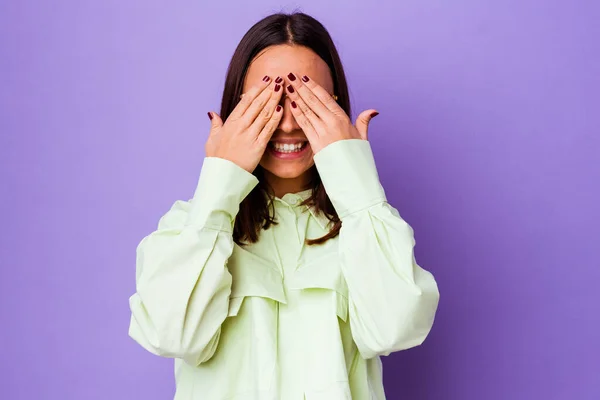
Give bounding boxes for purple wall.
[1,1,598,399]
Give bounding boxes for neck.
[263,169,313,199]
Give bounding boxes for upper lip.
[269,138,308,144]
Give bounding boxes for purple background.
[1,1,599,399]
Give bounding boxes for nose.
[275,93,301,133]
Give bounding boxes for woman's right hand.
[205,76,284,173]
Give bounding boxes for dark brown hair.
[219,12,352,246]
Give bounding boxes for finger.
[207,111,224,133]
[286,72,332,120]
[290,73,340,115]
[242,77,282,127]
[354,109,378,140]
[249,79,284,136]
[228,75,272,121]
[285,83,326,135]
[257,103,284,145]
[286,97,319,143]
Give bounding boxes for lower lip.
[267,142,310,159]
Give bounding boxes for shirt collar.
[267,189,331,231]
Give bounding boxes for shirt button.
[289,197,298,205]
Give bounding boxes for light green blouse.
[128,139,440,400]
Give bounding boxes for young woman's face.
[243,44,335,192]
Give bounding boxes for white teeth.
[272,142,305,153]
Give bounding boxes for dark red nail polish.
[287,85,295,93]
[287,73,296,81]
[207,112,213,120]
[302,75,309,82]
[370,111,379,118]
[275,84,281,92]
[291,101,297,109]
[275,76,283,83]
[263,75,270,82]
[276,105,282,112]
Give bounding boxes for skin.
[207,44,377,199]
[242,44,335,198]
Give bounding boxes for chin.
[258,151,315,181]
[259,159,314,179]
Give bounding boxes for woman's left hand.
[284,72,379,154]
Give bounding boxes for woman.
[128,12,440,400]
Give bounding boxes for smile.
[267,141,310,159]
[269,141,308,153]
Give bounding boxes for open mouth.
[267,140,310,159]
[268,141,309,153]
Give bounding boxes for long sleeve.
[313,139,440,360]
[128,156,259,366]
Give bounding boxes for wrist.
[186,157,259,230]
[313,139,386,218]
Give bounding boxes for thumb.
[354,109,379,140]
[207,111,224,133]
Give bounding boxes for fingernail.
[275,76,283,83]
[287,85,295,93]
[301,75,309,82]
[291,101,297,109]
[263,75,270,82]
[207,112,213,120]
[276,105,282,112]
[370,111,379,118]
[275,84,281,92]
[287,73,296,81]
